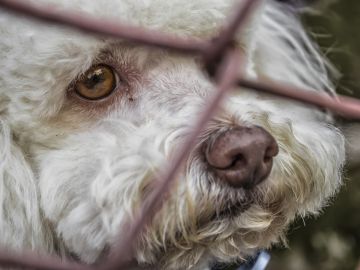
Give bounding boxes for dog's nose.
[205,126,279,189]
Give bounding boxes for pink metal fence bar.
[239,78,360,118]
[0,0,360,269]
[0,0,206,54]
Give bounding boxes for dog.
[0,0,345,269]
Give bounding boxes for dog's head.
[0,0,345,269]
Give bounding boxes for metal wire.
[0,0,359,269]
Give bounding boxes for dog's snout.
[205,126,279,189]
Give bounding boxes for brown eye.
[75,65,117,100]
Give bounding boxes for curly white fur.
[0,0,345,269]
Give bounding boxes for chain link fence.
[0,0,359,269]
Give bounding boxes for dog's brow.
[0,0,359,270]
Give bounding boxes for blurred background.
[268,1,360,269]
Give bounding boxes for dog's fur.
[0,0,345,269]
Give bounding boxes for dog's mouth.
[211,195,254,220]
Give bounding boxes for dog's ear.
[247,0,335,92]
[0,119,52,251]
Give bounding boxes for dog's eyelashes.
[75,65,118,100]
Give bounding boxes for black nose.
[204,126,279,189]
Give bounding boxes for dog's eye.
[75,65,117,100]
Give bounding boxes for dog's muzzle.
[204,126,279,189]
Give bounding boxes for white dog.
[0,0,345,269]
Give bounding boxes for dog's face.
[0,0,345,269]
